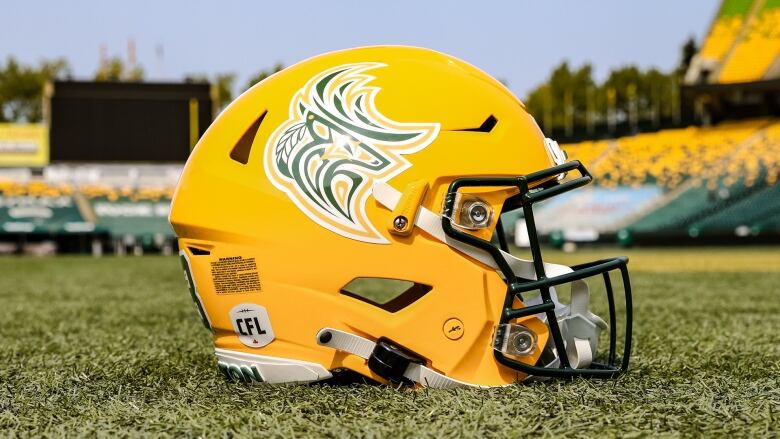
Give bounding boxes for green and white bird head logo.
[264,63,439,243]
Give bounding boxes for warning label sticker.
[210,256,261,294]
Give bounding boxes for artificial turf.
[0,248,778,437]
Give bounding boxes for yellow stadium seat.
[563,118,778,189]
[719,6,780,83]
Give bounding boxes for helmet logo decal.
[264,63,440,243]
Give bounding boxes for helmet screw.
[393,216,408,231]
[511,330,535,355]
[318,331,332,344]
[468,203,489,225]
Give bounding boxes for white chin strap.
[372,182,607,372]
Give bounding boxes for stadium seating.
[628,185,714,233]
[0,165,178,252]
[718,0,780,83]
[560,140,612,168]
[543,117,780,239]
[83,185,174,249]
[698,0,753,65]
[565,119,776,189]
[689,183,780,234]
[0,180,92,234]
[627,177,767,232]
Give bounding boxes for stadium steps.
[72,192,98,224]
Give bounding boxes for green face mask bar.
[441,161,633,378]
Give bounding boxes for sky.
[1,0,719,98]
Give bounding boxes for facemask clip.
[493,323,537,357]
[443,193,493,230]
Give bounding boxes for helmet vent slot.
[229,110,267,164]
[188,246,211,256]
[452,115,497,133]
[340,278,432,313]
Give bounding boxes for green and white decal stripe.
[179,251,212,331]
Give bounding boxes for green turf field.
[1,248,778,437]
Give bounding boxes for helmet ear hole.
[340,278,432,313]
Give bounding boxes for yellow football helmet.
[170,46,633,388]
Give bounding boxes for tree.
[523,37,694,134]
[214,73,236,108]
[245,63,284,91]
[185,72,236,110]
[524,61,595,132]
[0,57,70,122]
[602,65,642,120]
[677,36,698,78]
[94,56,144,82]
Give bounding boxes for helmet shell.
[171,46,555,386]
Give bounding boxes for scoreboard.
[49,81,214,162]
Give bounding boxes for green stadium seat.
[689,184,780,234]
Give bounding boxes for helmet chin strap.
[372,181,606,372]
[316,328,486,388]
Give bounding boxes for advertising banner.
[0,123,49,167]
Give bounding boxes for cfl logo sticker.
[229,304,275,348]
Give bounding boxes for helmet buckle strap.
[388,179,429,236]
[315,328,482,388]
[367,340,424,384]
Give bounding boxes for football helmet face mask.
[170,46,633,388]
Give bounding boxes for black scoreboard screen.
[49,81,213,162]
